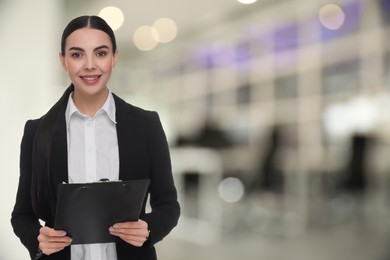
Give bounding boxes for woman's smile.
[80,74,101,85]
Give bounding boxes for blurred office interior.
[1,0,390,259]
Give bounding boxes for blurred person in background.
[11,15,180,260]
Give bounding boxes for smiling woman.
[10,15,180,260]
[59,28,118,115]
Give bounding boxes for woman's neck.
[72,89,109,117]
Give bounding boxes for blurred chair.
[234,125,303,236]
[249,125,285,194]
[337,133,370,193]
[314,133,373,227]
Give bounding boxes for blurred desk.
[170,147,223,244]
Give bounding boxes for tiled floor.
[156,190,390,260]
[157,225,389,260]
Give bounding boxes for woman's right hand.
[38,226,72,255]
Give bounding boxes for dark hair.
[31,15,117,220]
[61,15,117,56]
[31,84,74,220]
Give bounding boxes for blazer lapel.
[50,114,69,189]
[114,94,136,180]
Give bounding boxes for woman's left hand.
[109,220,149,247]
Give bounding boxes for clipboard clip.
[95,178,123,183]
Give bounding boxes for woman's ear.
[112,49,119,67]
[59,52,68,72]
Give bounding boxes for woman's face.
[60,28,118,100]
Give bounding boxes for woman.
[11,15,180,260]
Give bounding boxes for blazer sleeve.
[11,120,42,259]
[142,112,180,246]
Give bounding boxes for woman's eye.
[71,53,82,58]
[97,51,107,57]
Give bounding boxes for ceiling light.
[237,0,257,4]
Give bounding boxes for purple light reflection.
[190,40,252,70]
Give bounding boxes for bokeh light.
[319,4,345,30]
[133,25,159,51]
[98,6,125,31]
[218,177,245,203]
[152,18,178,43]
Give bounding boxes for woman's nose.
[84,56,96,70]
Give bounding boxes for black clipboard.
[54,179,150,245]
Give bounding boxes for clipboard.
[54,179,150,245]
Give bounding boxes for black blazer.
[11,93,180,260]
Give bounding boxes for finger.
[40,226,67,237]
[39,239,72,255]
[38,229,72,242]
[38,237,72,249]
[109,226,149,238]
[114,220,148,229]
[109,228,149,247]
[114,233,147,247]
[40,241,70,250]
[38,234,72,244]
[40,244,68,255]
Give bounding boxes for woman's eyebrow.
[68,45,110,52]
[94,45,110,51]
[68,46,84,52]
